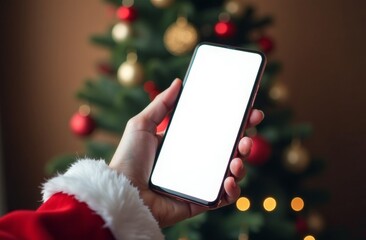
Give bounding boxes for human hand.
[109,78,264,228]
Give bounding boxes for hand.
[109,78,264,228]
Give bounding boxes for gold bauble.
[151,0,174,8]
[269,80,289,103]
[164,16,199,56]
[283,139,310,173]
[111,22,132,43]
[225,0,245,17]
[117,52,144,86]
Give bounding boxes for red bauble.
[157,116,170,133]
[116,6,137,22]
[247,135,272,165]
[214,21,236,38]
[70,113,95,137]
[257,36,275,54]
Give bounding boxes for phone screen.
[150,43,266,206]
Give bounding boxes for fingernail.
[172,78,180,84]
[248,137,253,146]
[259,110,265,119]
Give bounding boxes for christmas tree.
[48,0,337,239]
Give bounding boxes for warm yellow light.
[291,197,305,211]
[263,197,276,211]
[304,235,315,240]
[236,197,250,211]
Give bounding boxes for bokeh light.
[291,197,304,211]
[111,22,131,42]
[304,235,315,240]
[236,197,250,211]
[263,197,276,211]
[215,22,229,35]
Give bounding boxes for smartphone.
[149,43,266,207]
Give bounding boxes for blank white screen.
[151,44,263,203]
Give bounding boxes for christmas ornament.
[111,22,132,43]
[214,12,236,38]
[283,139,310,173]
[225,0,245,17]
[151,0,174,8]
[144,80,160,100]
[116,6,137,22]
[214,20,236,37]
[164,16,199,56]
[269,80,288,103]
[117,52,144,86]
[257,36,275,54]
[247,135,272,165]
[69,105,95,137]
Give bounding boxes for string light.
[304,235,315,240]
[263,197,277,212]
[291,197,304,211]
[236,197,250,211]
[235,196,306,213]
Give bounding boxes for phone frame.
[149,42,267,207]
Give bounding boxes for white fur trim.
[42,159,164,240]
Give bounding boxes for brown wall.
[1,0,365,236]
[0,0,109,209]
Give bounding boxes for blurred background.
[0,0,365,238]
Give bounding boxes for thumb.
[137,78,182,132]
